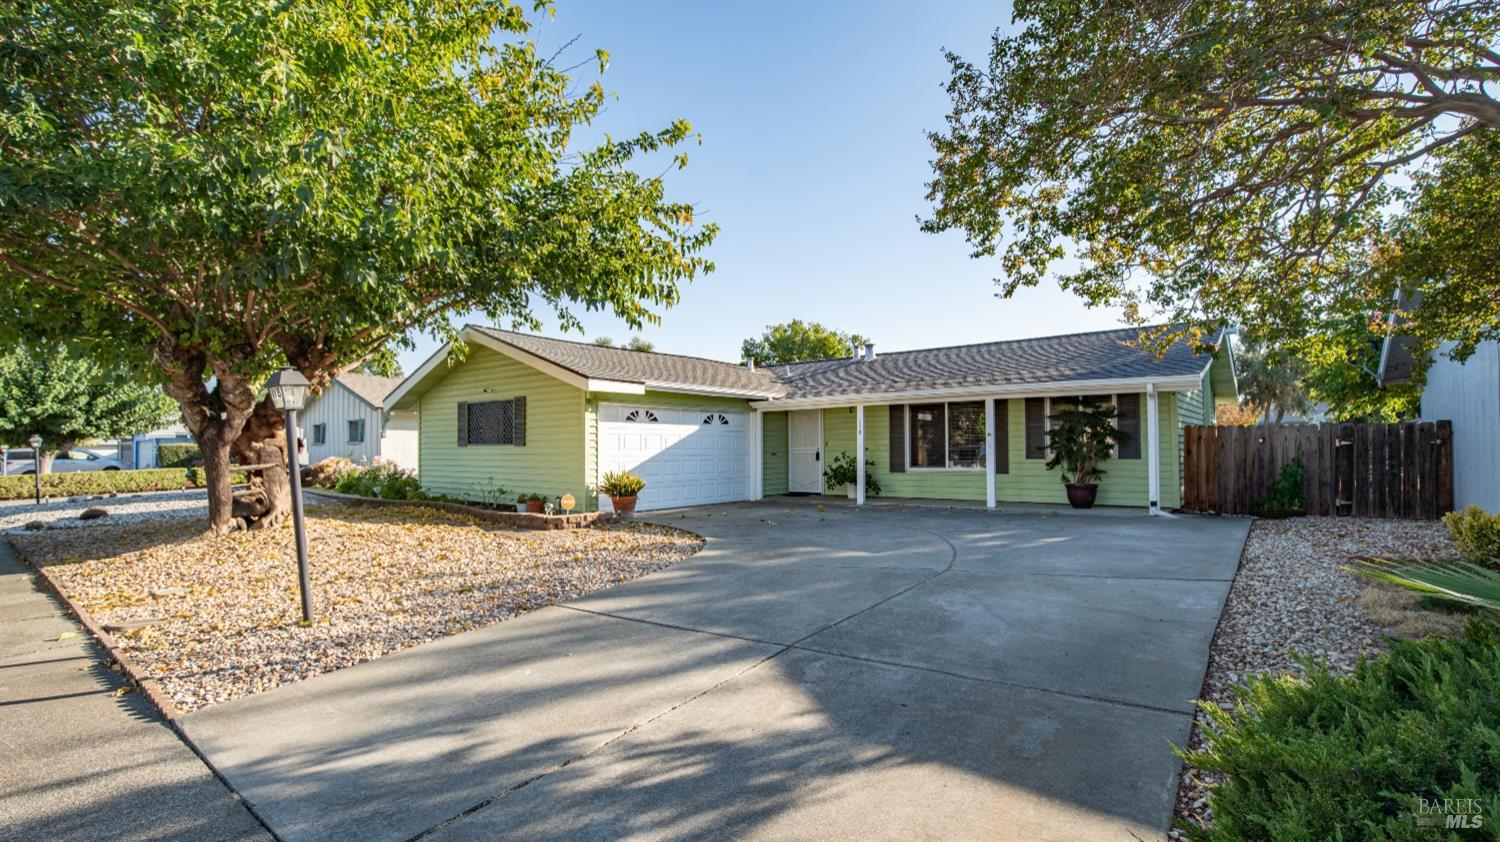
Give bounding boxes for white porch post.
[751,410,764,500]
[984,397,997,509]
[1146,382,1161,515]
[855,404,866,506]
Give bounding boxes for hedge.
[0,467,243,500]
[156,443,202,468]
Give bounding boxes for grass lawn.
[10,503,701,713]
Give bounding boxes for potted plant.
[1045,400,1128,508]
[517,493,546,514]
[823,451,881,499]
[599,471,646,517]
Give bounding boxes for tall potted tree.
[1045,400,1129,508]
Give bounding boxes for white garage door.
[597,404,752,511]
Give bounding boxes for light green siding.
[1208,349,1237,404]
[762,411,789,495]
[813,394,1183,509]
[416,346,585,505]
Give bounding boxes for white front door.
[597,405,752,511]
[787,410,823,493]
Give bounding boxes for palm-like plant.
[1349,558,1500,613]
[1045,401,1127,486]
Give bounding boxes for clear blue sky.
[398,0,1126,374]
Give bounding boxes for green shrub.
[1250,456,1305,518]
[1443,505,1500,569]
[0,468,209,500]
[1180,620,1500,840]
[333,462,424,500]
[156,443,202,468]
[822,451,882,495]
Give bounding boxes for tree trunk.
[36,451,55,474]
[231,398,293,531]
[198,430,237,532]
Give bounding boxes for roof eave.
[748,372,1207,410]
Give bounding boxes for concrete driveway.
[180,502,1249,841]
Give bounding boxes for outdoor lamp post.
[28,434,42,505]
[266,368,314,623]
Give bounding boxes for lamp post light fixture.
[27,434,42,505]
[266,368,314,623]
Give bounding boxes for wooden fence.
[1182,422,1453,519]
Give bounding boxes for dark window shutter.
[888,405,905,473]
[1025,398,1046,459]
[457,401,468,447]
[1116,393,1141,459]
[994,400,1009,474]
[512,396,526,446]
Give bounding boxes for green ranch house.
[384,325,1238,513]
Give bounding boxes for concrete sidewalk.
[0,541,269,842]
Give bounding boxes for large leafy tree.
[0,345,177,472]
[741,320,869,365]
[0,1,715,532]
[925,0,1499,357]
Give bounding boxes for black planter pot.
[1065,483,1099,509]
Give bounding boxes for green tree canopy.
[0,345,177,472]
[626,337,654,352]
[925,0,1498,358]
[741,320,869,365]
[0,0,716,531]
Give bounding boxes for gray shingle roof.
[336,373,405,407]
[767,326,1215,400]
[470,327,786,396]
[469,324,1215,402]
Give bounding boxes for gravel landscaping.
[1171,516,1460,837]
[8,503,702,713]
[0,489,207,533]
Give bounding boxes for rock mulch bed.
[0,489,207,533]
[9,503,701,714]
[1171,517,1456,838]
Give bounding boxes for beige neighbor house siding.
[303,381,417,467]
[416,346,586,506]
[815,393,1183,509]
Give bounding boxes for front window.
[909,401,986,469]
[909,403,946,468]
[312,424,327,445]
[947,402,986,468]
[347,419,365,443]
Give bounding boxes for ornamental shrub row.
[155,443,202,468]
[0,468,214,500]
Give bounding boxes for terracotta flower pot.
[524,500,544,514]
[1065,483,1098,509]
[611,495,638,517]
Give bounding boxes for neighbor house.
[302,373,418,469]
[1380,336,1500,511]
[385,325,1237,513]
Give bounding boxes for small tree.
[1236,341,1312,425]
[741,320,869,365]
[0,1,715,533]
[0,345,177,472]
[626,337,655,352]
[1044,401,1126,486]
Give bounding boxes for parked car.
[2,448,124,475]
